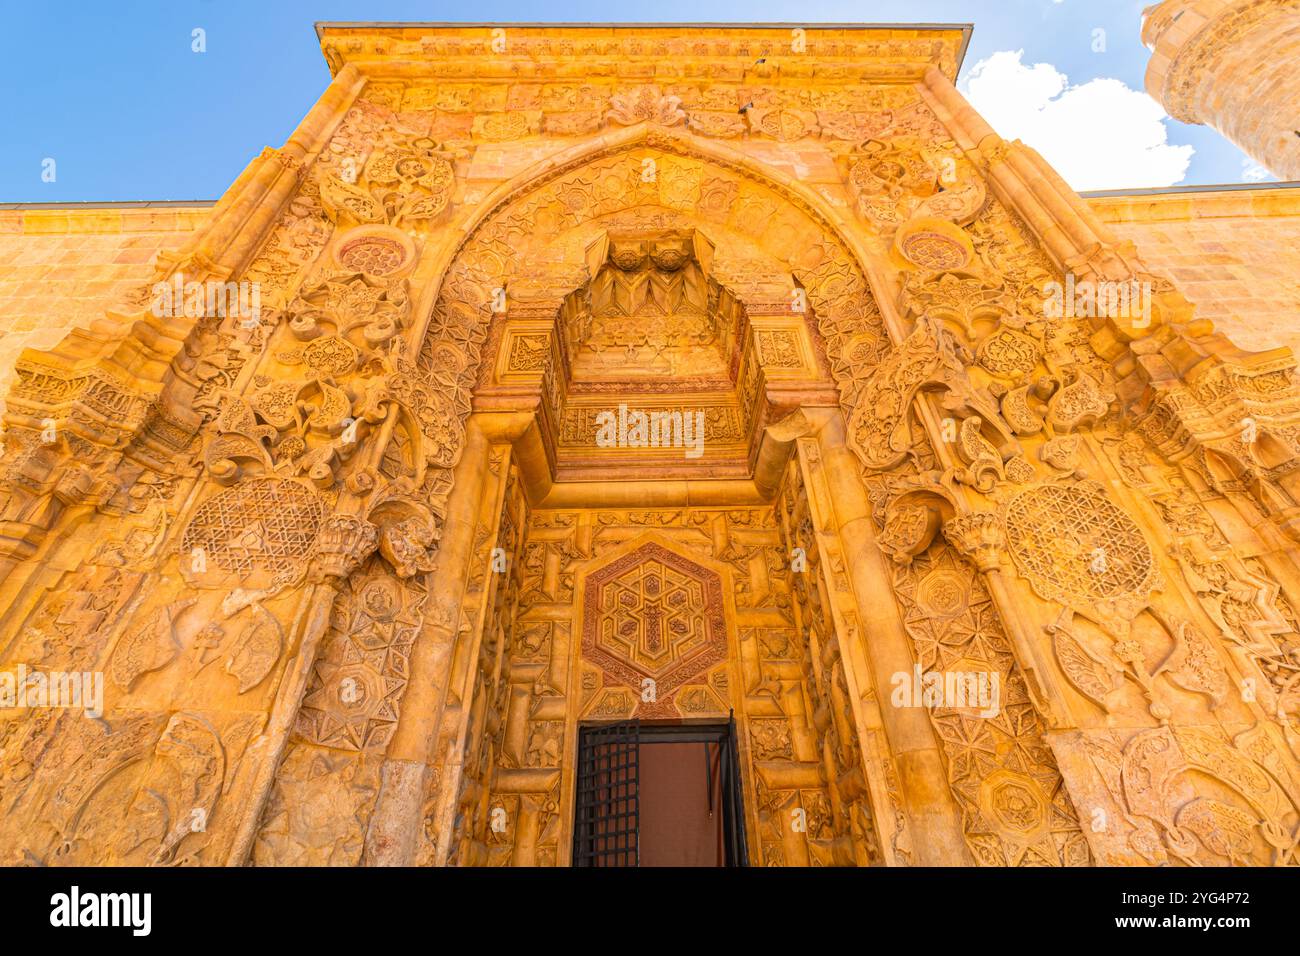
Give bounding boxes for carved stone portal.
[0,23,1298,869]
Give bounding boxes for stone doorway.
[572,720,747,867]
[444,487,891,866]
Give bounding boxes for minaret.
[1142,0,1300,180]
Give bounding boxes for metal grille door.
[573,720,640,866]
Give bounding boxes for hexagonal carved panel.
[581,541,727,709]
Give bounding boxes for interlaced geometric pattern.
[1003,483,1155,605]
[892,545,1092,866]
[181,477,327,576]
[583,542,726,702]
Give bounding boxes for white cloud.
[1241,158,1275,183]
[959,50,1192,191]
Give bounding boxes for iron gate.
[572,719,640,866]
[572,715,749,866]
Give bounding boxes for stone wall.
[0,204,208,418]
[1087,185,1300,355]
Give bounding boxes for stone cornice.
[314,22,971,84]
[1084,181,1300,223]
[0,204,212,235]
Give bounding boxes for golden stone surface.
[0,22,1298,867]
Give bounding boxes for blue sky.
[0,0,1271,202]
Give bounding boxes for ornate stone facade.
[0,23,1298,868]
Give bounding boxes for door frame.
[558,530,755,866]
[571,718,749,867]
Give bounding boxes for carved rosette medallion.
[1002,482,1157,609]
[180,477,328,587]
[977,770,1052,846]
[332,225,417,278]
[893,217,975,271]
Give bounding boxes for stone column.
[804,408,973,865]
[359,415,498,865]
[1143,0,1300,180]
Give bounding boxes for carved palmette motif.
[1083,723,1299,865]
[605,86,687,127]
[847,318,948,471]
[846,135,985,232]
[320,135,455,229]
[1105,428,1300,751]
[1,707,263,866]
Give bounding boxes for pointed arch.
[414,123,901,349]
[406,125,905,499]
